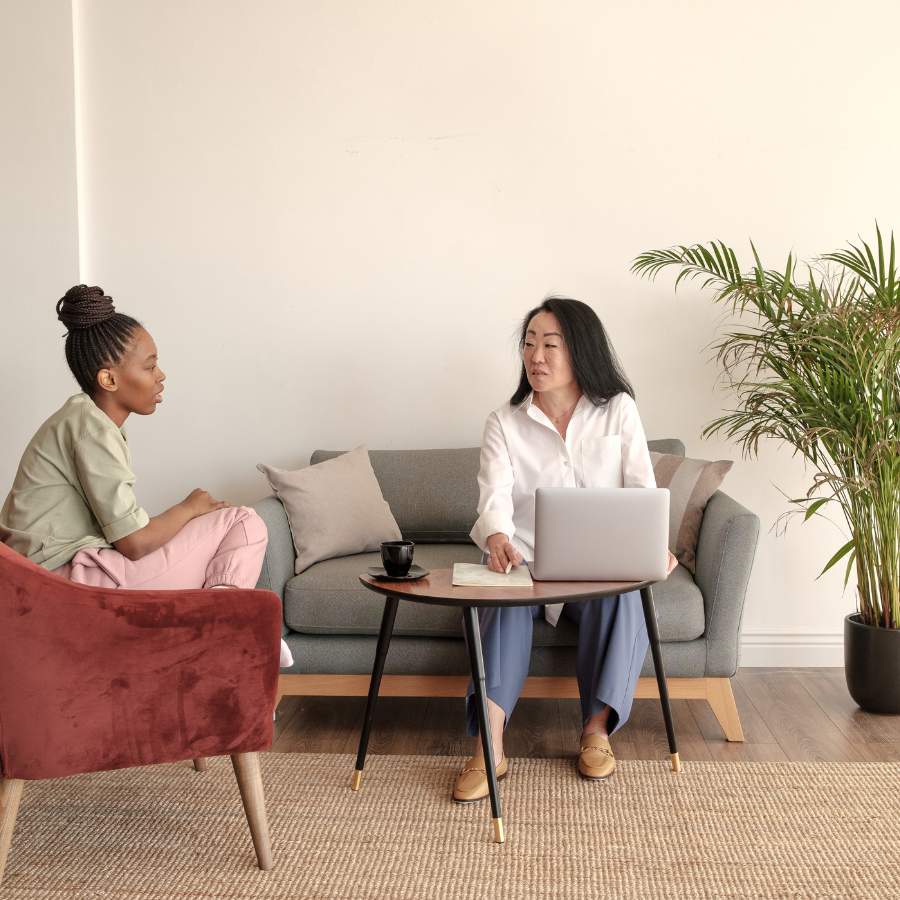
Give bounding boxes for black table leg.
[640,585,681,772]
[351,595,399,790]
[462,606,505,843]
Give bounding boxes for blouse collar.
[517,391,589,426]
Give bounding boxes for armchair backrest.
[0,542,281,781]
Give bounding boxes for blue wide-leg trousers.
[464,590,649,738]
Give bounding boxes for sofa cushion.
[311,448,482,542]
[650,451,733,574]
[647,564,706,642]
[285,546,705,644]
[258,445,401,574]
[284,543,485,637]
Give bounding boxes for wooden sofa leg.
[706,677,745,742]
[193,758,208,772]
[231,753,273,871]
[0,775,24,888]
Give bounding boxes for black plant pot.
[844,614,900,714]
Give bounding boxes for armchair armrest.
[693,490,760,677]
[0,564,281,781]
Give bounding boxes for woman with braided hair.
[0,284,292,667]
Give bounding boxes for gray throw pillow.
[257,445,402,574]
[649,451,734,575]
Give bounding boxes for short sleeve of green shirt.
[74,425,149,544]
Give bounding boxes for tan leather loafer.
[453,753,508,803]
[578,735,615,780]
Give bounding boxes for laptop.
[531,487,670,582]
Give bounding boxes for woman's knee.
[476,604,537,646]
[233,506,268,545]
[202,505,268,554]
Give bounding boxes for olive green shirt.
[0,393,149,570]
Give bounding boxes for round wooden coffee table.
[352,568,679,844]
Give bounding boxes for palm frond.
[822,224,900,307]
[635,228,900,628]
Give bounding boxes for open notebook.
[452,563,534,587]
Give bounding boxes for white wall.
[0,0,80,481]
[7,1,900,663]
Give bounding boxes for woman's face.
[523,311,576,395]
[97,327,166,416]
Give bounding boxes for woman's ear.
[96,368,118,394]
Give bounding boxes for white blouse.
[469,392,656,623]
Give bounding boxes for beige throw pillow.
[257,445,402,574]
[649,452,734,575]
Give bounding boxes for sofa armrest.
[693,490,760,677]
[251,495,295,604]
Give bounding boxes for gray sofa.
[252,441,759,741]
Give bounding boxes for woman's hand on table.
[666,550,678,576]
[486,533,524,574]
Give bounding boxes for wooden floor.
[270,668,900,763]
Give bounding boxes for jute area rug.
[3,753,898,900]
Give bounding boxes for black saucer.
[367,564,430,581]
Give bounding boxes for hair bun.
[56,285,117,330]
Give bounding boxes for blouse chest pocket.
[581,436,623,488]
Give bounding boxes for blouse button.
[563,461,570,467]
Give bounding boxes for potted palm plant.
[632,227,900,713]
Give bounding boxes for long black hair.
[56,285,142,397]
[509,296,634,406]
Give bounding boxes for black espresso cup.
[381,540,415,577]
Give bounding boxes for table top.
[358,568,653,608]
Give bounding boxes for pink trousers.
[55,506,267,590]
[54,507,293,667]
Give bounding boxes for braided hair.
[56,285,142,396]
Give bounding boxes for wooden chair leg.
[0,775,24,888]
[706,677,745,741]
[231,753,273,870]
[193,758,208,772]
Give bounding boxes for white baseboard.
[739,632,844,667]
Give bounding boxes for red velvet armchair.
[0,540,283,885]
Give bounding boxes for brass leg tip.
[671,752,682,773]
[351,769,363,791]
[493,818,505,843]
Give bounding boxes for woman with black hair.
[454,296,676,803]
[0,284,292,667]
